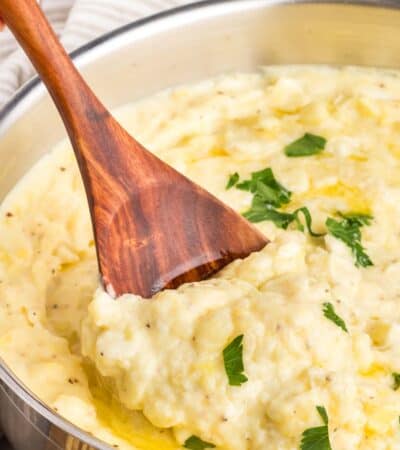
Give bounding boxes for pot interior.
[0,0,400,447]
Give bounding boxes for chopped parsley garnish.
[300,406,332,450]
[326,214,373,267]
[236,167,291,207]
[392,373,400,391]
[337,212,373,226]
[293,207,325,238]
[183,436,216,450]
[323,302,348,333]
[285,133,327,157]
[243,201,322,237]
[230,167,321,235]
[223,335,248,386]
[226,172,240,190]
[242,200,294,226]
[227,169,379,247]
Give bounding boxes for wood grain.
[0,0,268,298]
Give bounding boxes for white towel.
[0,0,188,108]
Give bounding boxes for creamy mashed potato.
[1,66,400,449]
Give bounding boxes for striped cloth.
[0,0,188,108]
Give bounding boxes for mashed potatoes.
[1,66,400,449]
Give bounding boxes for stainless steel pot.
[1,0,400,448]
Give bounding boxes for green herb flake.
[226,172,240,190]
[326,214,373,268]
[293,207,325,237]
[243,202,295,228]
[337,212,373,226]
[223,335,248,386]
[322,302,348,333]
[243,201,322,237]
[285,133,327,157]
[316,406,329,425]
[300,406,332,450]
[227,167,322,236]
[183,436,216,450]
[236,168,291,207]
[392,373,400,391]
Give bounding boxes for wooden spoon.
[0,0,268,298]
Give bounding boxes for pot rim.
[1,0,400,448]
[2,0,400,123]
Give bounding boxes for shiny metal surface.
[1,0,400,449]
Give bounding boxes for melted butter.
[293,182,371,214]
[364,404,398,435]
[387,142,400,159]
[348,154,368,163]
[193,360,219,375]
[358,363,387,377]
[84,363,179,450]
[209,148,230,157]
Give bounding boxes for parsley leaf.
[326,214,373,268]
[323,302,348,333]
[392,373,400,391]
[300,406,332,450]
[223,335,248,386]
[294,207,325,238]
[226,168,322,236]
[316,406,329,425]
[236,168,291,207]
[226,172,240,190]
[337,212,373,226]
[183,436,216,450]
[243,200,322,237]
[243,201,295,227]
[285,133,327,157]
